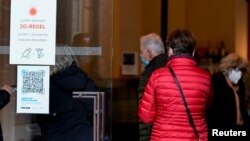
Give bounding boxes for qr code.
[22,70,45,94]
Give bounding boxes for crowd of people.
[138,29,250,141]
[0,29,249,141]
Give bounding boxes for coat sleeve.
[0,90,10,109]
[138,72,157,123]
[206,76,213,108]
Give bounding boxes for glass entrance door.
[0,0,113,140]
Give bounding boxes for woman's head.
[166,29,196,56]
[219,53,248,74]
[219,53,249,84]
[50,46,78,75]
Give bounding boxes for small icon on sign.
[29,7,37,16]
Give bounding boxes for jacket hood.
[52,65,89,91]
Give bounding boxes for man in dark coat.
[138,33,168,141]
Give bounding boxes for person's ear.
[147,50,154,60]
[192,49,195,57]
[168,47,173,57]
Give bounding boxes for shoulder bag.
[168,66,200,141]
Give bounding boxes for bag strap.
[168,66,200,141]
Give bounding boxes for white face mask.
[228,69,242,84]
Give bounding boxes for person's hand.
[1,85,15,95]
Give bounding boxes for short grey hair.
[140,33,165,54]
[50,46,79,75]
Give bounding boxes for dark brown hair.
[166,29,196,55]
[219,53,248,75]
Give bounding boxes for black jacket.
[138,54,168,94]
[0,90,10,141]
[38,64,99,141]
[207,72,249,140]
[138,54,168,141]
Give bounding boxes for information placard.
[10,0,57,65]
[121,52,138,75]
[16,66,50,114]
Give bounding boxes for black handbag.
[168,66,200,141]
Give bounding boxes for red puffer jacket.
[138,55,212,141]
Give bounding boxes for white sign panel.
[121,52,138,75]
[10,0,57,65]
[16,66,50,114]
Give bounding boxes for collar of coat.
[167,54,197,66]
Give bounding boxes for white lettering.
[241,131,247,136]
[211,129,247,137]
[218,131,224,136]
[212,129,219,136]
[232,130,237,136]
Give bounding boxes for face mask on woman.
[140,54,149,67]
[228,69,242,84]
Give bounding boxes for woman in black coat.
[37,46,99,141]
[207,53,249,141]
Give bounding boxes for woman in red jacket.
[138,29,212,141]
